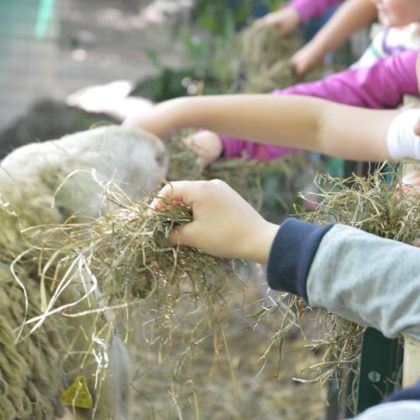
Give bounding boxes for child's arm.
[291,0,377,76]
[219,50,419,161]
[126,51,418,165]
[259,0,341,35]
[287,0,342,24]
[125,94,397,162]
[154,179,420,340]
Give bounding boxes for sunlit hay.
[236,22,322,93]
[19,184,236,415]
[303,164,420,242]
[290,164,420,387]
[167,139,310,219]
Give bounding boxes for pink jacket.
[221,51,419,160]
[288,0,341,22]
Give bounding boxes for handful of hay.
[236,22,323,93]
[11,183,236,416]
[276,164,420,389]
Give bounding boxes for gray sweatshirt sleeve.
[307,224,420,340]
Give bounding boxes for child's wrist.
[245,222,279,265]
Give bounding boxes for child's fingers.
[151,181,202,211]
[167,223,197,248]
[183,131,223,168]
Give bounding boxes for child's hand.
[291,41,324,77]
[183,131,223,168]
[123,100,180,141]
[152,180,279,264]
[258,7,300,36]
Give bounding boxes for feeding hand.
[152,180,278,264]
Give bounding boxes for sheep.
[0,125,168,419]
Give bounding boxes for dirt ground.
[0,0,189,131]
[56,0,190,98]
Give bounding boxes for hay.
[282,164,420,389]
[236,22,322,93]
[167,138,310,220]
[302,165,420,242]
[13,182,237,417]
[0,131,318,418]
[12,177,326,419]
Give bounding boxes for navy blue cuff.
[266,218,333,301]
[384,381,420,403]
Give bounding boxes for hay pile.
[167,138,310,220]
[236,22,322,93]
[7,182,237,419]
[279,164,420,391]
[6,178,324,419]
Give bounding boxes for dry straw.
[9,181,236,418]
[167,138,309,219]
[285,164,420,388]
[0,135,312,418]
[236,22,322,93]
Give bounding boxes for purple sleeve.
[222,51,419,160]
[287,0,341,22]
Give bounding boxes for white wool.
[0,125,168,419]
[0,125,168,219]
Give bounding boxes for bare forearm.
[158,95,321,146]
[308,0,377,56]
[160,95,396,161]
[127,94,397,161]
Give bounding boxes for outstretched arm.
[154,179,420,340]
[292,0,377,76]
[124,94,397,161]
[257,0,341,36]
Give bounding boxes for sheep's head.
[0,126,168,221]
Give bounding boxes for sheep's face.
[0,126,168,220]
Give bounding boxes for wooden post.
[354,328,402,415]
[403,335,420,387]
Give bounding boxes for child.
[137,0,418,166]
[290,0,420,74]
[286,0,377,74]
[124,51,419,166]
[148,103,420,420]
[125,0,420,167]
[151,174,420,418]
[259,0,351,37]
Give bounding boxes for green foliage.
[134,1,287,101]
